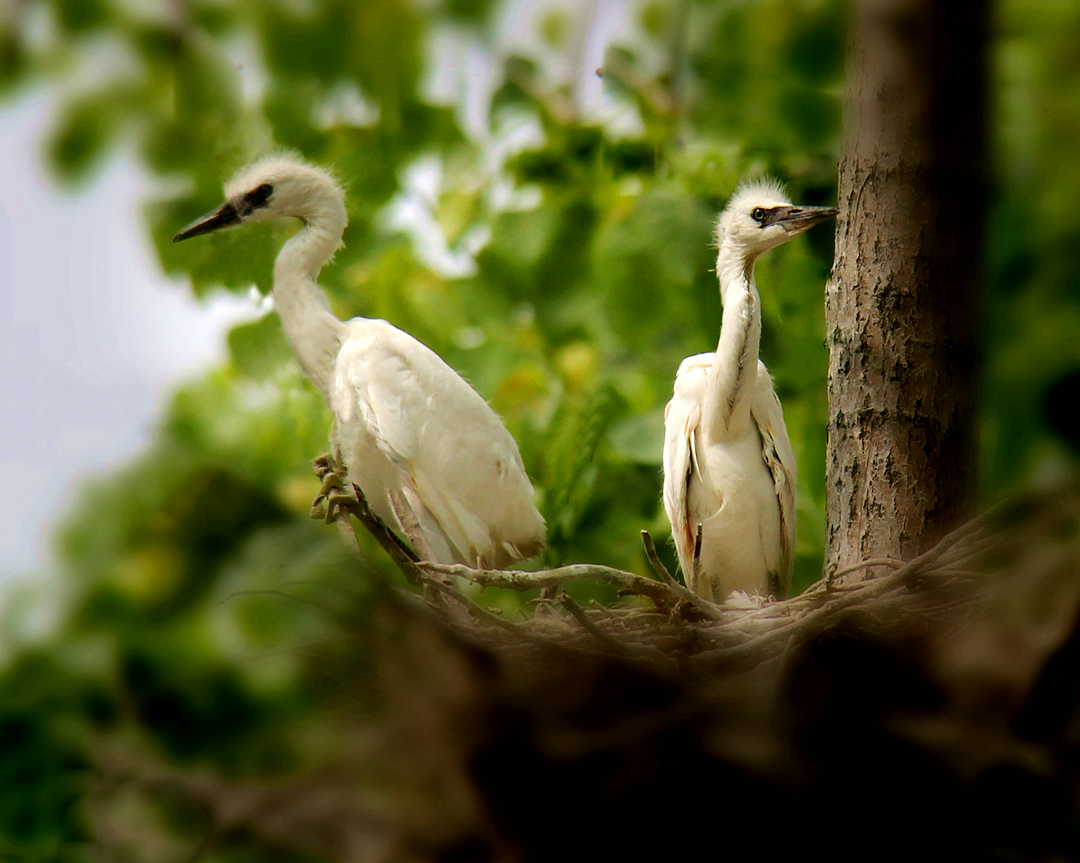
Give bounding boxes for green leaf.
[227,313,292,379]
[608,409,666,466]
[50,0,110,33]
[45,92,123,184]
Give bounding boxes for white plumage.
[662,180,836,600]
[174,155,545,568]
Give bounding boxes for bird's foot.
[323,491,365,526]
[310,453,349,521]
[312,451,343,480]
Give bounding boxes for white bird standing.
[662,180,836,600]
[173,155,546,568]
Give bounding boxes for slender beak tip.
[171,202,240,244]
[782,206,839,233]
[805,206,839,223]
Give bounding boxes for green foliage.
[983,0,1080,496]
[2,0,1077,856]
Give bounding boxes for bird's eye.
[249,184,273,205]
[751,207,766,223]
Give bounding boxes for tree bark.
[826,0,988,572]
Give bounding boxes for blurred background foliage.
[0,0,1078,858]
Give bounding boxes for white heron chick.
[662,180,836,600]
[173,155,546,568]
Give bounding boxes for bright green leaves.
[689,1,843,157]
[174,30,242,121]
[46,89,123,183]
[592,189,718,356]
[981,0,1080,497]
[257,0,356,81]
[443,0,499,24]
[141,36,253,180]
[50,0,111,34]
[480,205,563,297]
[258,0,424,139]
[0,685,92,860]
[608,408,666,466]
[34,3,257,186]
[783,5,847,86]
[539,385,627,561]
[228,313,292,380]
[508,125,658,187]
[0,0,1076,855]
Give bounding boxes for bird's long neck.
[272,191,348,399]
[703,243,761,443]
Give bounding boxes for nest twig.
[322,477,1080,680]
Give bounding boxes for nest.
[340,481,1066,679]
[89,480,1080,863]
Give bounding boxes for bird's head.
[716,178,837,259]
[172,155,344,242]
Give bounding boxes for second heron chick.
[663,180,837,600]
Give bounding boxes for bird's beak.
[172,201,241,242]
[777,205,839,234]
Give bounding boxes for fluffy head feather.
[725,177,791,213]
[224,151,341,202]
[716,177,792,243]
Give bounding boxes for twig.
[343,484,423,585]
[640,530,724,620]
[423,561,690,612]
[641,529,678,586]
[332,516,369,562]
[559,591,675,668]
[559,591,630,653]
[420,573,546,643]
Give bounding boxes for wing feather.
[331,319,545,567]
[750,361,797,596]
[663,355,712,583]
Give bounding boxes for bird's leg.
[690,522,704,593]
[691,520,708,578]
[310,452,349,520]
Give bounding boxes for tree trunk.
[826,0,988,572]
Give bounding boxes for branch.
[421,559,702,615]
[332,484,423,586]
[640,530,723,620]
